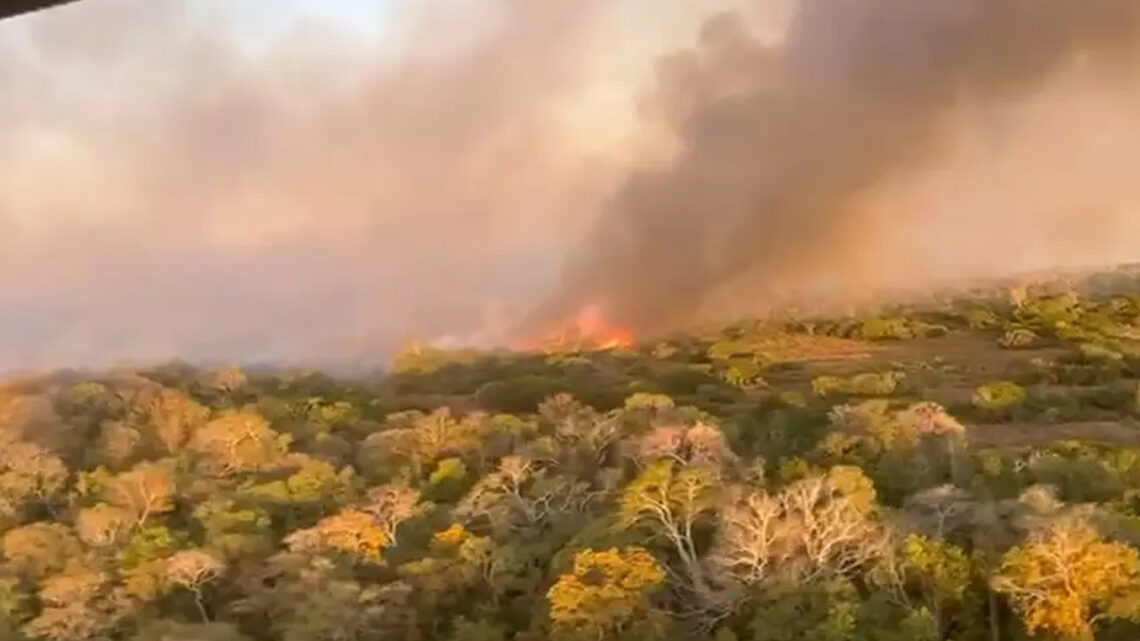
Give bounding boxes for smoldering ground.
[3,0,1140,373]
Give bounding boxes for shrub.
[1077,383,1136,413]
[849,372,903,395]
[474,376,562,413]
[1023,389,1082,424]
[812,376,843,396]
[1049,346,1129,385]
[1015,294,1080,330]
[391,341,480,375]
[812,372,902,397]
[857,318,913,341]
[720,359,765,389]
[999,327,1040,350]
[658,367,723,397]
[651,343,678,360]
[1077,343,1124,363]
[972,381,1027,420]
[966,308,1001,330]
[921,324,951,338]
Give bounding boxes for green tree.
[873,535,972,638]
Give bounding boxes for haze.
[2,0,1140,374]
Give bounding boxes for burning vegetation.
[513,304,636,354]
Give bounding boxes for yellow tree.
[547,547,667,641]
[208,366,249,394]
[285,509,390,562]
[994,517,1140,641]
[190,411,289,476]
[76,503,133,548]
[358,409,478,480]
[0,433,67,522]
[360,484,422,548]
[2,522,81,579]
[142,388,210,454]
[22,566,119,641]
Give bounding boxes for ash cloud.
[541,0,1140,335]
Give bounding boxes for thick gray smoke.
[539,0,1140,335]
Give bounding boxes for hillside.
[7,268,1140,640]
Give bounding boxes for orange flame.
[512,304,635,353]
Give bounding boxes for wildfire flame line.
[512,304,635,353]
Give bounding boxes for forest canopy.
[4,271,1140,640]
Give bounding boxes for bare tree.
[903,484,974,538]
[709,468,888,588]
[709,487,782,586]
[634,422,736,469]
[901,402,968,478]
[75,504,132,548]
[0,434,67,520]
[166,549,225,622]
[456,456,595,534]
[360,484,422,548]
[621,461,719,602]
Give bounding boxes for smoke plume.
[540,0,1140,335]
[4,0,1140,373]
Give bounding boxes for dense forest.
[8,268,1140,640]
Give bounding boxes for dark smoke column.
[539,0,1140,336]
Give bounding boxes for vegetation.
[8,272,1140,639]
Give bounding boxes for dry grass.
[967,420,1140,448]
[754,333,878,363]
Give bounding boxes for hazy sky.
[3,0,1139,374]
[0,0,761,373]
